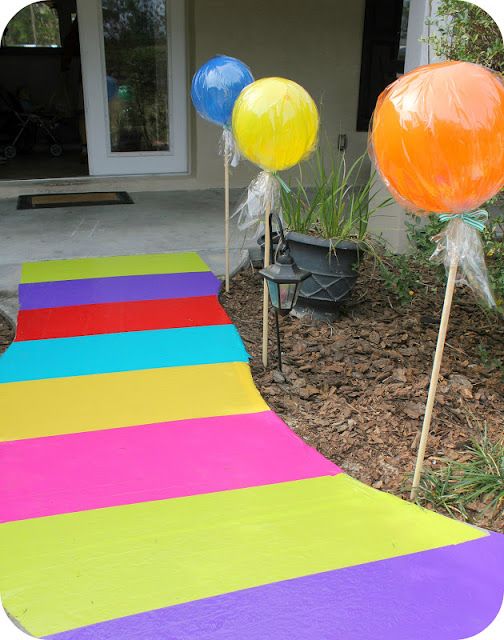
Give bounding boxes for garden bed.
[221,260,504,532]
[0,313,14,355]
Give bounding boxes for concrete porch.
[0,189,255,322]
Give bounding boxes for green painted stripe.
[0,475,484,636]
[21,253,210,284]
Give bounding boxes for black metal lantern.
[260,247,309,316]
[259,214,310,370]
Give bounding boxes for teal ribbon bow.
[439,209,488,233]
[273,172,292,194]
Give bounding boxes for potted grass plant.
[282,149,392,316]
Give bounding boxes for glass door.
[77,0,187,176]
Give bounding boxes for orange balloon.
[370,61,504,214]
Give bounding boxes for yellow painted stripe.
[21,253,210,284]
[0,475,485,637]
[0,363,268,442]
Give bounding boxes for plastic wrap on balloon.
[430,214,495,306]
[232,78,319,233]
[370,61,504,215]
[233,171,281,233]
[219,128,240,168]
[232,78,319,173]
[370,61,504,305]
[191,55,253,170]
[191,55,254,128]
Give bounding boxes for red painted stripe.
[16,296,231,341]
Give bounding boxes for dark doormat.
[17,192,134,210]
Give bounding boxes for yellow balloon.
[232,77,319,172]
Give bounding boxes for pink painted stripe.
[0,411,340,523]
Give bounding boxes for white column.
[370,0,432,254]
[405,0,436,72]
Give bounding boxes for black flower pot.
[286,231,360,316]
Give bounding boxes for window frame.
[1,1,63,52]
[78,0,189,176]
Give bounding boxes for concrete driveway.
[0,189,255,322]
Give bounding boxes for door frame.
[76,0,188,176]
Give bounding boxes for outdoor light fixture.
[260,246,309,315]
[260,214,310,370]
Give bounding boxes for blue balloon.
[191,55,254,128]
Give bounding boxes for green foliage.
[426,0,504,73]
[3,2,61,48]
[376,216,442,305]
[418,429,504,525]
[477,345,504,381]
[377,254,423,305]
[482,217,504,307]
[281,150,393,243]
[406,216,444,258]
[379,214,504,309]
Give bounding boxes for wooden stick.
[262,198,272,368]
[224,155,230,293]
[410,257,459,500]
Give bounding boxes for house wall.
[0,0,368,192]
[188,0,368,189]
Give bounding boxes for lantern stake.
[262,199,272,368]
[411,257,459,500]
[224,154,230,293]
[275,310,283,371]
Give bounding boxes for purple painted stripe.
[47,534,504,640]
[19,272,221,310]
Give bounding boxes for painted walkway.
[0,253,502,640]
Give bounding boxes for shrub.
[426,0,504,73]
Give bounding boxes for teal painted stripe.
[0,325,249,383]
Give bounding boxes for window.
[2,2,61,49]
[78,0,187,175]
[356,0,410,131]
[102,0,170,153]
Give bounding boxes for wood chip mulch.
[0,313,14,356]
[221,261,504,531]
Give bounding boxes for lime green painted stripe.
[0,474,484,637]
[21,253,210,284]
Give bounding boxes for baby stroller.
[0,88,63,160]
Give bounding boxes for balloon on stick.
[232,77,319,367]
[191,55,254,292]
[370,61,504,500]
